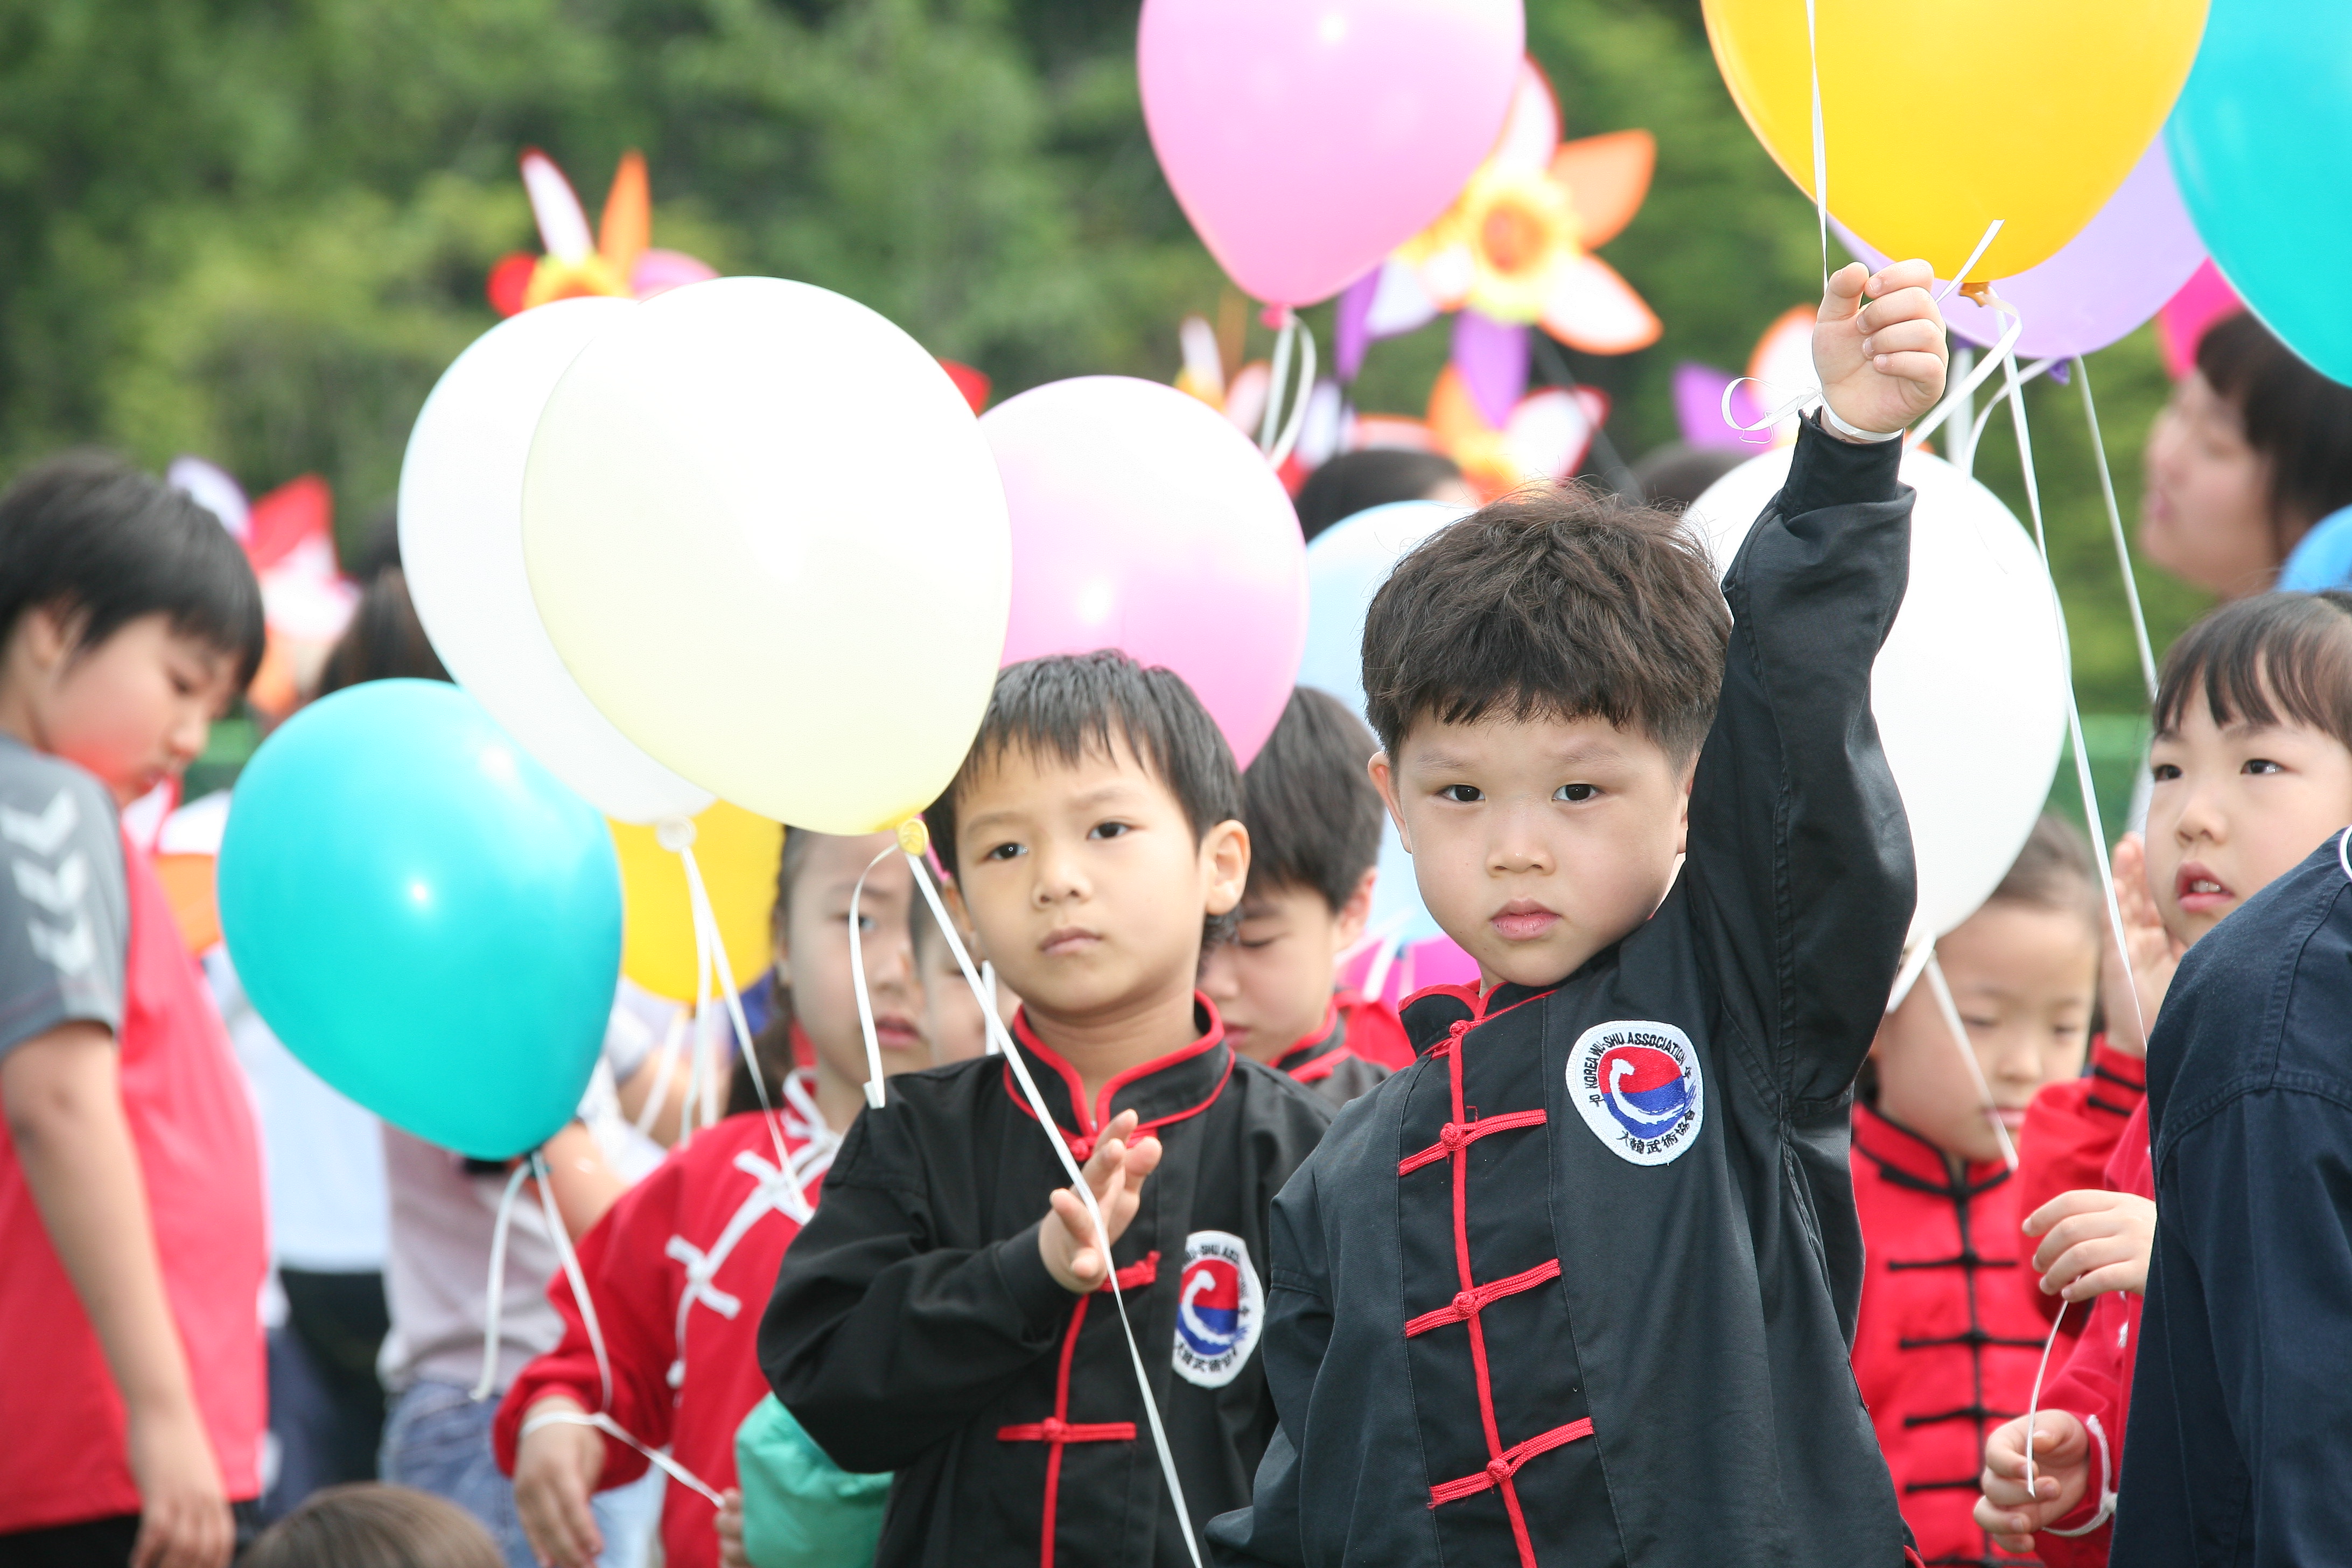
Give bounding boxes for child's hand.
[2102,832,2185,1055]
[513,1397,607,1568]
[125,1401,233,1568]
[1976,1411,2091,1551]
[1812,260,1947,438]
[2027,1188,2157,1300]
[716,1487,751,1568]
[1039,1109,1163,1293]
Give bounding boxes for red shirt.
[496,1077,839,1568]
[0,836,267,1531]
[1333,989,1412,1070]
[1851,1102,2049,1568]
[2013,1041,2146,1327]
[2023,1098,2152,1568]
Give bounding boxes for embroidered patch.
[1569,1020,1704,1166]
[1171,1230,1263,1388]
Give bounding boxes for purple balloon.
[1838,137,2205,361]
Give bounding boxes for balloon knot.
[1960,279,1996,306]
[896,817,930,857]
[1259,304,1292,331]
[655,815,697,853]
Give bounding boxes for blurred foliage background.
[0,0,2203,814]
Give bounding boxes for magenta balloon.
[983,377,1308,767]
[1838,137,2205,360]
[1138,0,1525,308]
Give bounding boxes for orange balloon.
[1702,0,2207,281]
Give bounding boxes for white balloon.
[399,298,713,825]
[1299,500,1471,946]
[1688,448,2068,950]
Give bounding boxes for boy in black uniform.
[1205,259,1950,1568]
[760,652,1333,1568]
[1202,687,1395,1109]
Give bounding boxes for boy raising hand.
[1207,263,1947,1567]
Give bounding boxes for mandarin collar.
[1852,1099,2010,1192]
[1002,994,1234,1154]
[1399,978,1559,1055]
[1272,998,1344,1075]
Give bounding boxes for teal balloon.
[2167,0,2352,384]
[218,678,621,1159]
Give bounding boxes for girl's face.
[2146,697,2352,948]
[2141,372,2278,598]
[778,832,927,1099]
[1872,902,2098,1165]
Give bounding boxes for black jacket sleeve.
[757,1111,1077,1474]
[2138,1088,2352,1565]
[1685,416,1914,1107]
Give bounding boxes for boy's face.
[947,738,1247,1031]
[2146,696,2352,947]
[10,610,239,806]
[1871,900,2097,1165]
[1373,712,1692,991]
[778,832,928,1091]
[1198,871,1374,1066]
[916,923,1019,1065]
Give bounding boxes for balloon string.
[1937,219,2005,300]
[1266,316,1318,470]
[471,1163,534,1402]
[631,1006,686,1142]
[2075,354,2159,703]
[1921,948,2019,1171]
[2020,1296,2070,1500]
[677,839,806,1210]
[902,850,1205,1568]
[1804,0,1826,292]
[1955,355,2064,473]
[1979,292,2150,1050]
[1258,312,1296,452]
[520,1409,726,1509]
[846,842,902,1110]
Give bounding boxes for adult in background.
[2139,312,2352,598]
[1290,449,1475,543]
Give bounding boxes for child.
[914,897,1015,1065]
[1977,591,2352,1563]
[0,453,267,1565]
[1205,259,1950,1567]
[244,1482,503,1568]
[1850,816,2102,1567]
[495,830,928,1568]
[760,652,1335,1567]
[1199,686,1396,1106]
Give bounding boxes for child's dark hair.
[923,652,1244,943]
[1242,687,1383,912]
[1985,814,2101,931]
[1361,486,1730,761]
[316,568,449,697]
[732,827,817,1117]
[0,451,265,688]
[2196,314,2352,561]
[2152,590,2352,752]
[243,1483,501,1568]
[1294,449,1466,543]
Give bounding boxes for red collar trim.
[999,995,1234,1158]
[1397,982,1551,1058]
[2086,1035,2147,1095]
[1272,999,1344,1081]
[1852,1100,2009,1189]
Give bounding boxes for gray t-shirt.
[0,739,127,1063]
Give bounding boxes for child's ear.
[18,603,76,674]
[939,879,987,963]
[1674,755,1698,857]
[1203,820,1250,918]
[1336,867,1377,947]
[1368,752,1412,852]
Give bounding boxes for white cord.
[470,1164,533,1402]
[2075,355,2159,704]
[1921,950,2019,1171]
[846,841,902,1110]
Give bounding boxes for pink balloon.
[1138,0,1525,308]
[983,377,1307,767]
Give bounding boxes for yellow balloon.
[610,802,784,1003]
[1702,0,2207,281]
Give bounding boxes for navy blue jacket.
[1205,418,1917,1567]
[2117,835,2352,1566]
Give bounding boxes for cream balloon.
[399,298,713,824]
[520,277,1011,834]
[1687,448,2067,949]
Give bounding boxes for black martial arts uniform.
[2116,835,2352,1567]
[1206,416,1919,1568]
[760,999,1332,1568]
[1271,999,1390,1110]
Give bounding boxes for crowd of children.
[9,256,2352,1568]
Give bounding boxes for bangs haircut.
[1361,485,1731,761]
[2152,590,2352,752]
[0,450,265,689]
[1243,687,1384,912]
[1986,814,2100,930]
[923,650,1243,881]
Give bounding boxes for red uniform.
[1851,1102,2049,1568]
[1331,989,1412,1071]
[2012,1041,2145,1327]
[495,1073,839,1568]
